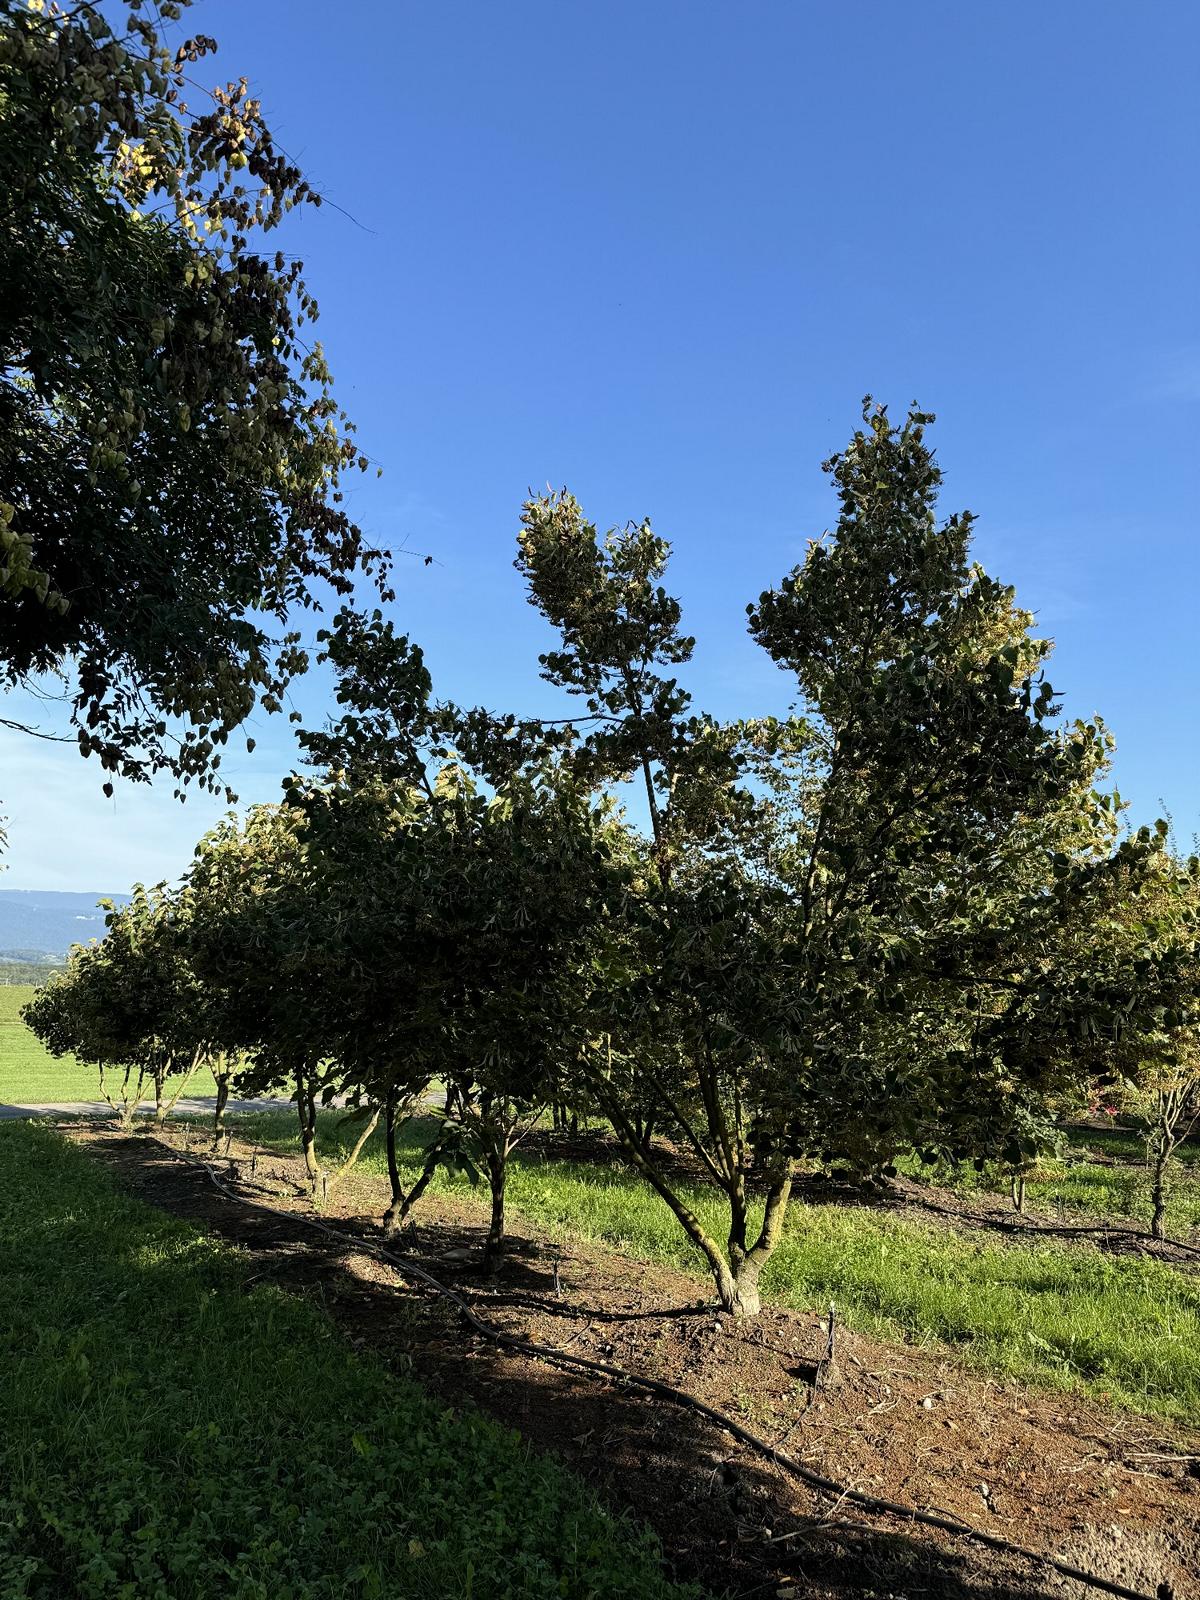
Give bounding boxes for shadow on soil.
[78,1132,1121,1600]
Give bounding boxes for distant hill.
[0,889,130,963]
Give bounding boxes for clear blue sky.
[3,0,1198,890]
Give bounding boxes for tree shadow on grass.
[76,1132,1160,1600]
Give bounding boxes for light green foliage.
[0,1122,697,1600]
[21,888,219,1122]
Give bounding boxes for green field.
[0,986,221,1104]
[226,1109,1200,1425]
[0,1122,694,1600]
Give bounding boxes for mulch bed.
[70,1124,1200,1600]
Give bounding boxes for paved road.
[0,1096,299,1122]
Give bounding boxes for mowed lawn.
[0,1122,695,1600]
[227,1110,1200,1425]
[0,986,221,1104]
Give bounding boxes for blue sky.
[3,0,1198,890]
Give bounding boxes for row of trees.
[26,406,1200,1309]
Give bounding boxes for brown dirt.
[69,1124,1200,1600]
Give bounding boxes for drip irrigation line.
[148,1136,1164,1600]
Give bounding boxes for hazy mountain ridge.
[0,890,130,961]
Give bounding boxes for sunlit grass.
[223,1109,1200,1425]
[895,1128,1200,1234]
[0,1121,694,1600]
[0,986,225,1103]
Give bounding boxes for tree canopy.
[0,0,390,799]
[26,400,1199,1315]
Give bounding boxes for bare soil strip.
[71,1125,1200,1600]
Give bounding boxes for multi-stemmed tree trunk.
[434,1086,543,1272]
[153,1047,205,1128]
[381,1086,445,1238]
[99,1061,148,1132]
[592,1048,794,1318]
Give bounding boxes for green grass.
[895,1128,1200,1235]
[0,986,222,1104]
[0,1121,696,1600]
[225,1110,1200,1425]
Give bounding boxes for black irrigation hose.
[148,1136,1166,1600]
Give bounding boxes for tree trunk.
[483,1154,507,1271]
[212,1068,230,1146]
[381,1094,444,1238]
[714,1259,763,1318]
[154,1066,166,1127]
[117,1065,134,1130]
[398,1143,441,1229]
[720,1164,794,1318]
[162,1047,203,1123]
[1011,1173,1026,1214]
[326,1107,380,1196]
[382,1089,405,1236]
[296,1071,320,1192]
[1150,1152,1168,1241]
[114,1066,147,1131]
[599,1090,792,1318]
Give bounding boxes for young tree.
[23,943,151,1126]
[435,768,621,1268]
[291,608,624,1254]
[23,886,210,1126]
[288,608,463,1226]
[1108,848,1200,1240]
[515,490,811,1314]
[1142,1043,1200,1241]
[110,886,211,1125]
[514,404,1194,1316]
[184,805,320,1160]
[0,0,390,805]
